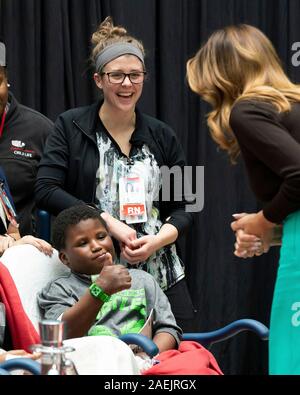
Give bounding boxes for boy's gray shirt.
[37,269,182,345]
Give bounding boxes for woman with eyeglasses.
[35,17,196,332]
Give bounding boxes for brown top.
[230,100,300,223]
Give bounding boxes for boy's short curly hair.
[52,205,108,251]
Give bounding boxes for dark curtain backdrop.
[1,0,300,374]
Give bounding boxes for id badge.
[0,203,7,230]
[0,183,18,228]
[119,176,147,224]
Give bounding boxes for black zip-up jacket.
[35,101,194,235]
[0,93,53,235]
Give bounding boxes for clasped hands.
[120,235,159,264]
[101,213,160,264]
[231,211,281,259]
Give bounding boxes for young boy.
[37,205,182,354]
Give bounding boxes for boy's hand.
[96,265,131,295]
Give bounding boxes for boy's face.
[59,218,116,275]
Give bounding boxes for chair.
[121,319,269,355]
[36,209,51,243]
[0,213,269,374]
[35,210,269,348]
[0,358,41,375]
[1,245,69,332]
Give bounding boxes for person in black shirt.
[187,24,300,374]
[0,40,53,236]
[35,17,196,332]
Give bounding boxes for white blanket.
[64,336,140,375]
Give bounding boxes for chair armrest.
[0,358,41,375]
[182,319,269,348]
[119,334,159,358]
[36,210,51,242]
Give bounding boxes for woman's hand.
[0,349,41,363]
[121,235,160,264]
[13,236,53,256]
[231,211,277,258]
[0,234,15,256]
[101,212,137,244]
[233,228,265,258]
[231,211,275,237]
[121,223,178,265]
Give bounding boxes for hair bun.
[91,16,128,45]
[90,16,145,71]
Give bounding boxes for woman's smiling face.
[94,54,144,113]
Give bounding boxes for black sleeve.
[158,127,195,235]
[34,116,84,215]
[230,102,300,223]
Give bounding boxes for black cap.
[0,42,6,67]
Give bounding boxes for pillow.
[1,245,69,330]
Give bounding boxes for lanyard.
[0,180,18,228]
[0,109,7,138]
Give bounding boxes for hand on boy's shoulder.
[96,264,132,296]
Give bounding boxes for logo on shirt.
[10,140,35,158]
[11,140,25,148]
[88,288,147,337]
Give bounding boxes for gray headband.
[95,43,144,72]
[0,42,6,67]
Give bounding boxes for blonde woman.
[187,24,300,374]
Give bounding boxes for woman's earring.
[7,82,10,88]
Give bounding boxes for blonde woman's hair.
[90,16,145,72]
[187,24,300,162]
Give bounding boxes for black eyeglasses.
[101,71,147,84]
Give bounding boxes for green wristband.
[89,283,111,303]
